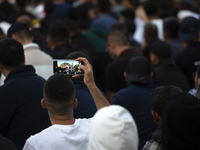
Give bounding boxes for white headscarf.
[88,105,139,150]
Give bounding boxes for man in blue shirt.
[112,56,157,150]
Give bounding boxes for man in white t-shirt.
[23,57,110,150]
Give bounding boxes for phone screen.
[53,59,84,75]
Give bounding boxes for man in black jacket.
[0,38,51,149]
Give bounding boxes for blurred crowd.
[0,0,200,150]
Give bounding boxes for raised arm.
[73,57,110,110]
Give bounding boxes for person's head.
[66,51,92,65]
[143,1,159,18]
[97,0,111,13]
[0,38,25,75]
[44,0,55,15]
[179,16,200,45]
[151,85,183,125]
[144,23,158,43]
[65,20,79,37]
[88,105,138,150]
[47,21,70,50]
[106,30,130,59]
[163,17,180,41]
[124,56,151,84]
[16,15,32,27]
[119,8,135,23]
[150,41,172,66]
[194,66,200,89]
[162,93,200,149]
[42,74,77,118]
[7,22,33,45]
[121,0,141,10]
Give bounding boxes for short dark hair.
[163,17,179,39]
[48,21,70,46]
[43,74,76,116]
[120,9,135,21]
[15,30,32,41]
[143,1,159,16]
[97,0,111,13]
[0,38,24,69]
[144,23,158,39]
[107,30,129,46]
[151,85,183,117]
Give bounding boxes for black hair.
[65,20,78,33]
[16,0,31,8]
[44,0,55,15]
[43,74,76,116]
[144,23,158,39]
[129,0,141,8]
[143,1,159,16]
[97,0,111,13]
[163,17,179,39]
[120,9,135,21]
[151,85,183,117]
[0,38,24,69]
[48,21,69,45]
[107,30,129,46]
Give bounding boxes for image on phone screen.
[53,59,84,75]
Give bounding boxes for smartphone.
[53,59,84,75]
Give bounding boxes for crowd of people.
[0,0,200,149]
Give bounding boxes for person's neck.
[21,40,33,46]
[50,114,75,125]
[148,15,159,20]
[115,45,130,58]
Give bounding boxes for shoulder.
[142,139,163,150]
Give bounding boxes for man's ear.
[124,72,128,82]
[73,98,78,108]
[151,111,161,125]
[41,99,47,109]
[197,77,200,85]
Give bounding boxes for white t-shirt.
[23,118,92,150]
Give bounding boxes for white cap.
[177,10,200,21]
[88,105,139,150]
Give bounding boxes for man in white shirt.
[23,57,110,150]
[7,22,53,80]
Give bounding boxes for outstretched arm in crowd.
[73,57,110,110]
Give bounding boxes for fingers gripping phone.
[53,59,84,75]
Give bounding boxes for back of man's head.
[163,17,180,39]
[48,21,70,47]
[150,41,172,65]
[151,85,183,118]
[126,56,151,84]
[7,22,32,43]
[144,23,158,42]
[97,0,111,13]
[43,74,75,116]
[143,1,159,17]
[107,30,129,47]
[179,16,200,42]
[0,38,24,69]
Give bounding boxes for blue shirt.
[112,81,158,150]
[91,13,117,34]
[73,79,106,118]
